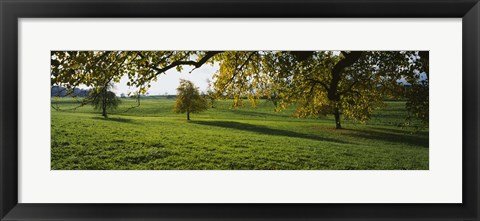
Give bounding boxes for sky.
[111,63,219,96]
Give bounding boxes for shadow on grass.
[369,126,429,136]
[193,120,349,144]
[229,109,291,119]
[344,128,429,148]
[92,117,137,124]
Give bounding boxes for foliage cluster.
[173,79,209,120]
[86,84,121,118]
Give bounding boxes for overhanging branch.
[147,51,224,81]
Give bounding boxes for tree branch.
[328,51,363,101]
[148,51,223,81]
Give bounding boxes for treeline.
[51,86,91,97]
[51,86,181,99]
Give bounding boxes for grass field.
[51,97,428,170]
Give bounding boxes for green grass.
[51,97,428,170]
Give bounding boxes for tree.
[404,51,429,127]
[51,51,133,115]
[87,84,121,118]
[173,79,209,120]
[212,51,428,129]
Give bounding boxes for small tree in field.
[174,79,208,120]
[87,85,121,118]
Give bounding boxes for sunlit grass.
[51,97,428,170]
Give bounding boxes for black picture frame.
[1,0,478,220]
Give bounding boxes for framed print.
[1,0,479,220]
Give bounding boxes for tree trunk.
[102,107,107,118]
[187,111,190,121]
[334,107,342,129]
[327,51,362,129]
[102,88,108,118]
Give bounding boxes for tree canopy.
[51,51,221,96]
[51,50,428,128]
[173,79,209,120]
[86,84,121,118]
